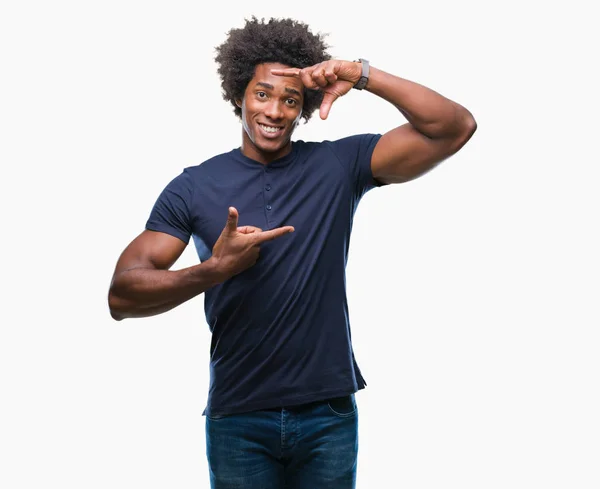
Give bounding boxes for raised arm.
[271,60,476,184]
[108,207,294,321]
[366,66,476,184]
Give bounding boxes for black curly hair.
[214,16,331,123]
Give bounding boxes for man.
[108,16,476,489]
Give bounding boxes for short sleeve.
[145,170,194,244]
[326,133,383,199]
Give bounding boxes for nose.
[264,100,284,120]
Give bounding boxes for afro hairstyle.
[214,16,331,123]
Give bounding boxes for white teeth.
[260,124,280,133]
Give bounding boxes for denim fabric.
[205,394,358,489]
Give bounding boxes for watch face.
[355,76,368,90]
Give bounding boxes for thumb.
[225,207,238,233]
[320,92,338,120]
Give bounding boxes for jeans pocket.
[326,394,357,418]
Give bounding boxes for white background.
[1,1,598,488]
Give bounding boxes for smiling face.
[236,62,304,164]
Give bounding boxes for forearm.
[108,258,226,320]
[365,66,475,139]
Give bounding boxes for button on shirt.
[146,133,383,416]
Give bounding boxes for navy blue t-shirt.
[146,133,382,416]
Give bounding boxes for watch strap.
[353,58,369,90]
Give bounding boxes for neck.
[241,131,292,165]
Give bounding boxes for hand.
[211,207,294,279]
[271,60,362,120]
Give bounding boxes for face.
[236,62,304,164]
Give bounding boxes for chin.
[255,137,288,154]
[260,142,285,153]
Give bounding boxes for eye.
[285,98,298,107]
[256,91,267,99]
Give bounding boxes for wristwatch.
[353,58,369,90]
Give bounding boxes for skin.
[271,59,477,184]
[108,58,476,320]
[235,62,305,164]
[108,209,293,320]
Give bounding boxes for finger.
[324,69,338,85]
[320,92,339,120]
[299,68,318,89]
[313,68,328,88]
[225,207,238,233]
[270,68,301,77]
[253,226,295,244]
[271,66,319,90]
[237,226,263,234]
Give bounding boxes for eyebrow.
[256,82,302,98]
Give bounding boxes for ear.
[235,99,242,108]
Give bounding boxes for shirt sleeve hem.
[145,222,190,245]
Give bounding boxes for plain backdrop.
[1,1,598,488]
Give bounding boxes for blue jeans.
[205,394,359,489]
